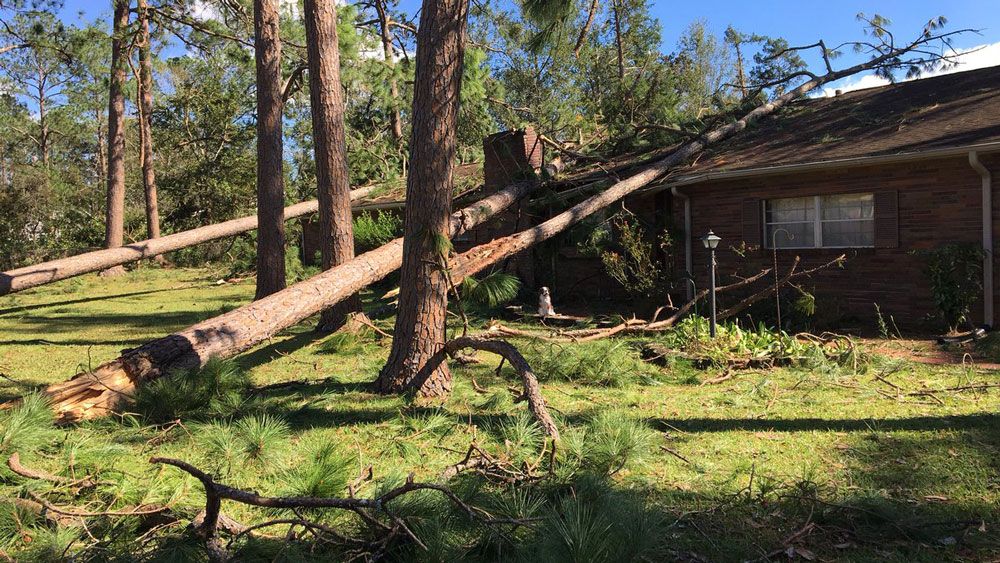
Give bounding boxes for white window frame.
[764,194,874,249]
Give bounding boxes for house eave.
[643,141,1000,193]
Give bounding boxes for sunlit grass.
[1,267,999,560]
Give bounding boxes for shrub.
[658,316,865,371]
[914,243,984,333]
[353,210,402,252]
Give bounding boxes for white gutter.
[671,187,693,300]
[970,151,994,328]
[644,141,1000,192]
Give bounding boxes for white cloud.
[189,0,220,22]
[188,0,299,22]
[819,40,1000,97]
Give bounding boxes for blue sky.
[57,0,1000,91]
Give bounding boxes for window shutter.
[874,190,899,248]
[742,198,762,247]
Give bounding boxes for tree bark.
[373,0,469,398]
[253,0,286,299]
[373,0,403,145]
[137,0,163,259]
[102,0,129,277]
[11,182,535,422]
[0,187,377,296]
[573,0,599,58]
[611,0,625,83]
[304,0,357,332]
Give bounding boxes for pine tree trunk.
[304,0,357,332]
[374,0,403,145]
[374,0,469,398]
[0,187,377,296]
[137,0,164,262]
[102,0,129,277]
[13,182,536,422]
[254,0,286,299]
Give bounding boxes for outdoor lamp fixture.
[701,230,721,337]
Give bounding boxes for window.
[765,193,874,248]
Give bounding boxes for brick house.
[637,65,1000,328]
[488,66,999,328]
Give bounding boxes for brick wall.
[674,153,1000,329]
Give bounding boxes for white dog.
[538,286,556,317]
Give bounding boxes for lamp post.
[701,230,721,337]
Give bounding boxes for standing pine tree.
[304,0,359,331]
[253,0,287,299]
[374,0,469,396]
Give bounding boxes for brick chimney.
[483,127,543,190]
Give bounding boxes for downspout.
[970,151,993,328]
[672,187,693,300]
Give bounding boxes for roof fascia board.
[647,141,1000,192]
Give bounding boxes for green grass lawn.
[2,267,1000,561]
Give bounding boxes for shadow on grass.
[3,310,226,335]
[0,337,157,347]
[0,285,205,317]
[667,426,1000,562]
[650,413,1000,434]
[236,328,329,372]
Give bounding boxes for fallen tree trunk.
[447,38,950,285]
[12,182,536,422]
[0,185,379,296]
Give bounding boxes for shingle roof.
[679,64,1000,177]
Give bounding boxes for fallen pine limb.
[437,337,559,441]
[479,255,845,342]
[6,182,536,422]
[7,452,102,489]
[152,457,519,562]
[440,439,554,484]
[0,185,379,296]
[481,266,776,342]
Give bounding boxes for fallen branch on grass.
[440,440,556,484]
[428,337,560,441]
[484,255,845,344]
[0,185,380,296]
[7,453,102,489]
[151,457,522,562]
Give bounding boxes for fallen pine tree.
[6,181,537,422]
[0,185,380,296]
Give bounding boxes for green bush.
[659,316,865,371]
[914,243,984,332]
[353,210,403,252]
